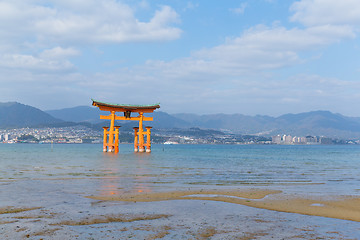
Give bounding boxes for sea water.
[1,143,360,239]
[1,143,360,197]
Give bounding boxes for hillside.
[0,102,63,128]
[45,106,191,129]
[45,106,360,138]
[271,111,360,139]
[46,106,102,123]
[3,102,360,139]
[173,113,276,134]
[173,111,360,138]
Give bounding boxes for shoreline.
[87,189,360,222]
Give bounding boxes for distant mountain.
[273,111,360,138]
[276,111,360,131]
[44,105,360,138]
[174,110,360,138]
[173,113,276,134]
[3,102,360,139]
[151,112,191,129]
[46,106,102,123]
[45,106,191,128]
[0,102,63,128]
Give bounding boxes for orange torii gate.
[92,99,160,153]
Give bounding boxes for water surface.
[1,143,359,196]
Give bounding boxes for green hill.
[0,102,63,128]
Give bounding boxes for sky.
[0,0,360,116]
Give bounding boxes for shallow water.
[1,143,360,239]
[1,143,360,196]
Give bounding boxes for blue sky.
[0,0,360,116]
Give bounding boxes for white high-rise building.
[272,135,282,144]
[283,135,293,144]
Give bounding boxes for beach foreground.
[1,144,360,239]
[88,189,360,222]
[1,183,360,239]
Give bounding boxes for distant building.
[293,136,306,144]
[272,134,326,145]
[272,135,282,144]
[306,136,317,144]
[283,135,293,144]
[319,137,333,144]
[82,138,93,144]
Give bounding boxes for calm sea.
[1,143,360,197]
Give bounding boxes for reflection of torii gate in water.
[92,99,160,153]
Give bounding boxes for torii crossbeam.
[92,99,160,153]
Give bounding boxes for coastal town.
[0,126,358,145]
[0,126,100,144]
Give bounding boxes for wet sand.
[2,180,360,239]
[87,189,360,222]
[87,189,281,202]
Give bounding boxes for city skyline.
[0,1,360,116]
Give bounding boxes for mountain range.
[0,102,62,128]
[1,102,360,139]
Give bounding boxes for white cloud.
[1,55,359,115]
[72,71,360,115]
[0,0,182,45]
[138,0,150,9]
[184,2,199,11]
[230,3,248,15]
[234,24,354,50]
[0,53,76,72]
[1,0,360,115]
[2,0,357,76]
[290,0,360,27]
[137,22,354,78]
[39,47,80,60]
[0,1,181,72]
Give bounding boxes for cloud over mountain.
[0,1,359,117]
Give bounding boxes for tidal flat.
[1,144,360,239]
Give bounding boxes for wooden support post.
[107,111,116,152]
[114,126,121,153]
[145,126,152,153]
[138,112,145,152]
[103,127,109,152]
[133,127,139,152]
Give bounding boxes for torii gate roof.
[92,99,160,113]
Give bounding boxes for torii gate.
[92,99,160,153]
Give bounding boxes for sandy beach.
[1,184,360,239]
[88,189,360,222]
